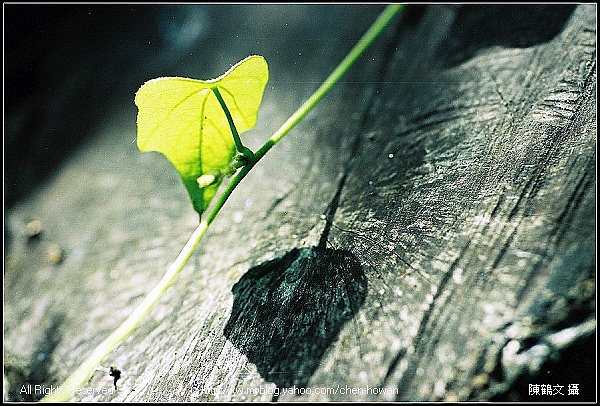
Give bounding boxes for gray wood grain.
[4,4,595,402]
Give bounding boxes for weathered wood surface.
[4,4,595,402]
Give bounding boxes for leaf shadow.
[223,246,367,391]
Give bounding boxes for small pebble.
[47,244,64,265]
[25,219,43,239]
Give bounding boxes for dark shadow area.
[490,331,595,402]
[3,4,216,210]
[223,246,367,391]
[4,314,64,401]
[438,5,576,68]
[398,4,428,28]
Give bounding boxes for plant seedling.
[41,4,404,402]
[135,55,268,217]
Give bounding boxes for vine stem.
[41,4,403,402]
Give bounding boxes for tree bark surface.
[4,4,595,402]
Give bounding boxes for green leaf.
[135,55,269,216]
